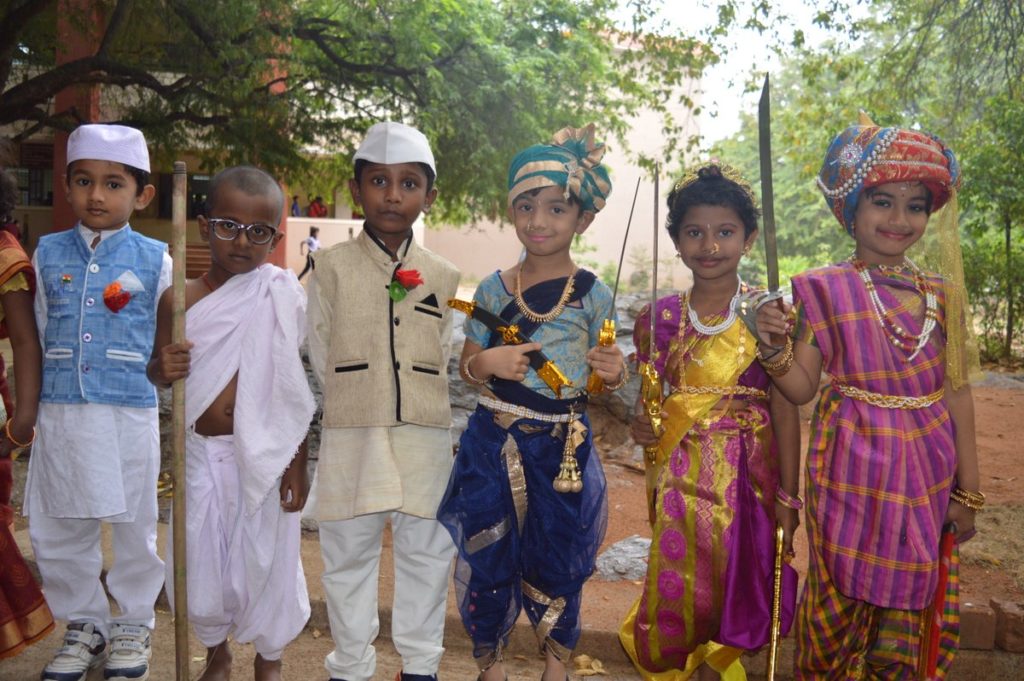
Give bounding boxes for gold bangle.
[951,487,985,511]
[462,352,488,386]
[776,486,804,510]
[604,362,629,391]
[759,336,794,376]
[4,418,35,448]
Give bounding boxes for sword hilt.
[586,319,617,394]
[638,361,663,465]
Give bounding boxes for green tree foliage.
[959,93,1024,360]
[0,0,717,222]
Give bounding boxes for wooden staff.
[170,161,190,679]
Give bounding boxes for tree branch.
[97,0,132,57]
[0,0,58,93]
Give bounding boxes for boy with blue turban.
[439,124,626,681]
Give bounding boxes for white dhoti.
[166,431,310,659]
[165,265,316,658]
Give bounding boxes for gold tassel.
[553,409,586,493]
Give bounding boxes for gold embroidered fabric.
[654,319,758,465]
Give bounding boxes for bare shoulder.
[180,278,210,311]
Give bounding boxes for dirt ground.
[2,382,1021,680]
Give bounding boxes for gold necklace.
[514,267,577,323]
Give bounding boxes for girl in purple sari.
[755,118,981,679]
[621,164,801,680]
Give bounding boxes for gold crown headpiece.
[671,161,758,209]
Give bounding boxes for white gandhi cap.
[353,121,435,176]
[67,124,151,173]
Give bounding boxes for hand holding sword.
[586,177,642,395]
[739,75,796,681]
[736,74,792,354]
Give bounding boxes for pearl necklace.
[851,257,937,360]
[514,267,577,323]
[686,277,742,336]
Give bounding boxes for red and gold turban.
[817,114,960,234]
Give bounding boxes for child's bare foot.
[254,654,282,681]
[198,641,232,681]
[541,653,567,681]
[480,663,506,681]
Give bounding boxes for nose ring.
[705,242,720,256]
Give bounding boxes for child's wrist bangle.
[4,418,35,448]
[951,487,985,511]
[776,486,804,510]
[462,353,488,386]
[605,362,630,391]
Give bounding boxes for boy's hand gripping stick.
[587,177,641,395]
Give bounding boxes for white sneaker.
[41,622,107,681]
[103,623,151,681]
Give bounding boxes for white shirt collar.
[77,222,127,250]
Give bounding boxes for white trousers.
[165,432,310,659]
[320,512,455,681]
[27,475,164,639]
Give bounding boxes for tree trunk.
[1006,213,1015,360]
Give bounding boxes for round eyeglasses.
[207,218,278,245]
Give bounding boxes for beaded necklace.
[849,256,937,360]
[514,267,577,323]
[685,277,742,336]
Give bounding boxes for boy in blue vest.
[26,123,171,681]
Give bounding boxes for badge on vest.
[103,270,146,313]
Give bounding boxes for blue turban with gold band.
[507,123,612,213]
[817,115,961,234]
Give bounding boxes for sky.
[614,0,868,144]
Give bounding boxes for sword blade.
[610,177,643,310]
[650,166,659,348]
[759,74,780,293]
